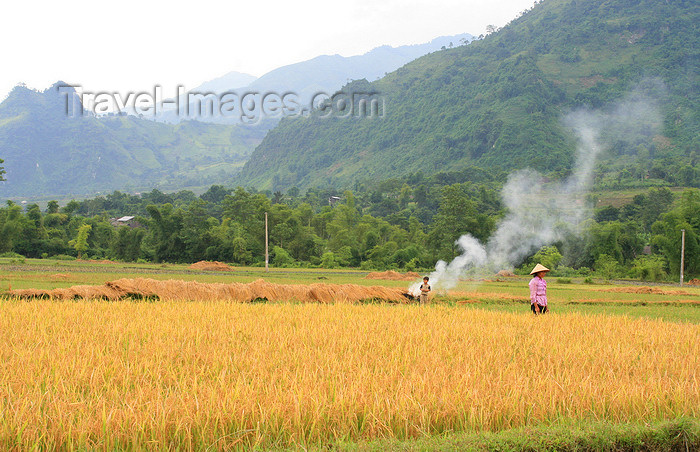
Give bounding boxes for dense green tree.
[69,224,92,259]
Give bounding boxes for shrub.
[320,252,337,269]
[594,254,623,280]
[0,252,25,259]
[405,257,420,272]
[631,255,668,282]
[360,260,376,271]
[271,246,294,267]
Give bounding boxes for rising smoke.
[410,79,666,296]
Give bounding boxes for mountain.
[191,71,258,94]
[0,83,269,197]
[238,0,699,191]
[156,71,258,117]
[155,33,473,124]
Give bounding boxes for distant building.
[109,216,141,228]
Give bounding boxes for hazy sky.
[0,0,535,100]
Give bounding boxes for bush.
[631,255,668,282]
[320,252,337,269]
[404,257,420,272]
[594,253,623,280]
[360,260,376,270]
[0,252,25,259]
[583,277,595,284]
[556,278,572,284]
[271,246,294,267]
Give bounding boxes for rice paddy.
[0,258,698,450]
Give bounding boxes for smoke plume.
[410,79,665,296]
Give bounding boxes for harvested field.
[188,260,234,271]
[77,259,119,264]
[6,278,411,303]
[565,297,700,306]
[364,270,421,281]
[596,286,697,296]
[449,291,529,304]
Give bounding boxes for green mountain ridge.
[0,83,270,197]
[238,0,699,191]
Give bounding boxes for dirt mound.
[7,278,411,303]
[599,286,696,296]
[188,261,234,272]
[365,270,421,281]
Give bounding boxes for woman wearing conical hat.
[529,263,549,315]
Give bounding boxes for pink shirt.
[529,276,547,306]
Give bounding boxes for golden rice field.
[0,299,698,450]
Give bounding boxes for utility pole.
[265,212,269,272]
[680,229,685,286]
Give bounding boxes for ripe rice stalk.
[0,302,696,449]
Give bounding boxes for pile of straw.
[188,261,234,271]
[7,278,411,303]
[364,270,421,281]
[598,286,696,296]
[496,270,516,277]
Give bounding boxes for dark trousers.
[531,303,548,314]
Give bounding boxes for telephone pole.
[680,229,685,286]
[265,212,269,272]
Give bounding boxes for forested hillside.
[0,83,270,197]
[240,0,699,191]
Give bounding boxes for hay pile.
[598,286,696,296]
[688,279,700,286]
[188,261,234,272]
[7,278,410,303]
[496,270,516,277]
[364,270,421,281]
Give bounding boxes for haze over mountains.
[155,34,473,124]
[0,33,471,198]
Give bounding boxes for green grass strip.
[331,418,699,452]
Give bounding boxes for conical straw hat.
[530,263,550,275]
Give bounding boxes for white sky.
[0,0,535,100]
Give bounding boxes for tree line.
[0,182,698,281]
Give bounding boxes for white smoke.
[409,80,665,296]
